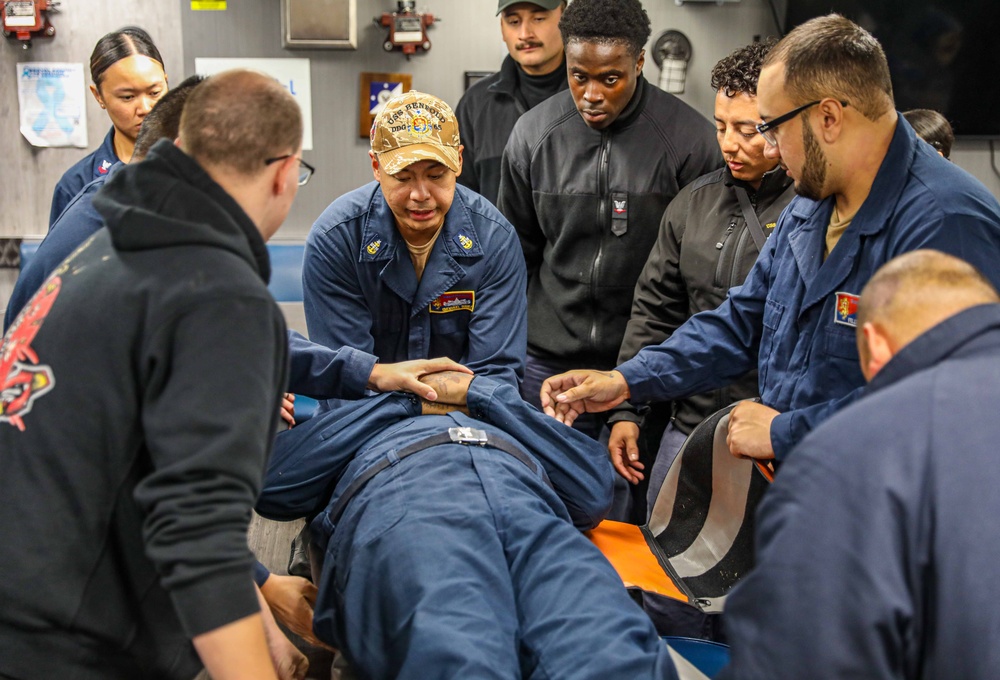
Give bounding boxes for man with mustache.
[608,40,795,520]
[540,14,1000,465]
[498,0,719,448]
[456,0,567,206]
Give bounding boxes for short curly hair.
[559,0,651,60]
[711,38,778,97]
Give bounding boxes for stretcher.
[588,402,773,613]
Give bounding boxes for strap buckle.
[448,427,488,445]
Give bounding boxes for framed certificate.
[359,72,412,138]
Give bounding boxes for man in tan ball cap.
[301,90,527,394]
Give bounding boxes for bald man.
[719,250,1000,679]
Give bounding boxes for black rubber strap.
[327,430,545,526]
[735,186,767,252]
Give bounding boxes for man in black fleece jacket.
[0,70,304,680]
[498,0,719,438]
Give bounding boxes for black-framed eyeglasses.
[265,154,316,186]
[755,100,848,147]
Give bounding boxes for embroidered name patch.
[833,291,859,327]
[430,291,475,314]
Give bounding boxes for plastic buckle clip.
[448,427,488,445]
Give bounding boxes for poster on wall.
[17,62,88,148]
[194,57,313,150]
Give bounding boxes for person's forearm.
[193,613,279,680]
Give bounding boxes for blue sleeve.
[461,222,527,385]
[252,560,271,587]
[618,229,774,404]
[49,180,76,228]
[286,330,375,400]
[256,393,418,520]
[892,208,1000,291]
[770,385,867,460]
[466,378,613,530]
[302,222,378,356]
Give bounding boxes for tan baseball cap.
[369,90,461,176]
[497,0,563,15]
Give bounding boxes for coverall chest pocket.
[823,326,859,360]
[758,298,786,388]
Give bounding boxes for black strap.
[734,186,767,252]
[327,428,546,527]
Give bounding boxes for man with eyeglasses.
[0,70,308,680]
[538,14,1000,465]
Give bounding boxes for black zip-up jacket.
[498,76,721,367]
[456,54,568,206]
[612,165,795,435]
[0,139,288,680]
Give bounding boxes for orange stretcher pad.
[586,520,688,602]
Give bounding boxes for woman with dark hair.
[903,108,955,159]
[48,26,167,226]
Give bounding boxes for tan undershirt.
[825,206,854,259]
[404,228,442,281]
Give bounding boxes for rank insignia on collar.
[455,233,474,250]
[834,291,859,327]
[99,160,113,174]
[366,237,383,255]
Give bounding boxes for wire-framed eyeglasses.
[755,100,848,146]
[265,154,316,186]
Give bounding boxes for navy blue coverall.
[720,304,1000,679]
[619,117,1000,459]
[257,377,678,680]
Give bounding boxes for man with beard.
[538,14,1000,464]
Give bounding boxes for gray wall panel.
[2,0,997,241]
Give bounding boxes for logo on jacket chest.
[611,191,628,236]
[833,291,859,327]
[430,291,475,313]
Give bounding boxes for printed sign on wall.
[17,62,87,148]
